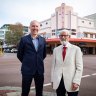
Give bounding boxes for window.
[23,27,28,32]
[89,22,91,24]
[72,33,76,35]
[0,31,4,34]
[95,35,96,38]
[57,28,64,31]
[52,33,55,36]
[71,29,76,32]
[46,22,48,25]
[52,30,55,32]
[90,34,93,38]
[84,33,87,37]
[40,24,42,26]
[0,35,4,38]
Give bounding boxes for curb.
[0,86,56,96]
[6,91,56,96]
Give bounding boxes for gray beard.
[60,40,68,46]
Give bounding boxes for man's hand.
[72,83,79,90]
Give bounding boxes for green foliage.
[5,23,23,45]
[0,39,3,45]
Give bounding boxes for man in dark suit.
[17,20,46,96]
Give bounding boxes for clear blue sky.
[0,0,96,27]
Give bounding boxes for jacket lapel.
[37,36,42,52]
[27,34,36,51]
[58,45,64,64]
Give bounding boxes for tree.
[5,23,23,46]
[0,39,3,45]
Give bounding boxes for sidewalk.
[0,86,56,96]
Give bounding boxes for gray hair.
[30,20,40,26]
[59,29,71,36]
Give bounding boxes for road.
[0,53,96,96]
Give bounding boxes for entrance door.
[89,47,93,54]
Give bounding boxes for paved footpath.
[0,86,56,96]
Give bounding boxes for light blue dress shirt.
[32,38,39,51]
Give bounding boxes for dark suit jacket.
[17,34,46,75]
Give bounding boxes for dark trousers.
[56,76,78,96]
[21,72,44,96]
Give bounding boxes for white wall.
[51,13,56,30]
[78,17,94,28]
[40,19,51,30]
[39,3,96,39]
[71,14,77,30]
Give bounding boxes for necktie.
[62,46,66,61]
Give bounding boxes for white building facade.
[0,29,6,40]
[39,3,96,40]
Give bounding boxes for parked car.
[11,48,18,53]
[4,49,11,53]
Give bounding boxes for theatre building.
[39,3,96,54]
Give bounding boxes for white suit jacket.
[51,42,83,92]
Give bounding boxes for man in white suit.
[51,30,83,96]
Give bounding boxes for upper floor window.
[52,33,55,36]
[72,32,76,35]
[89,22,91,25]
[40,24,42,26]
[71,29,76,32]
[52,30,55,32]
[0,31,4,34]
[90,34,93,38]
[82,21,84,23]
[46,22,48,25]
[84,33,87,37]
[95,34,96,38]
[0,35,4,38]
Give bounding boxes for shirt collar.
[31,35,39,40]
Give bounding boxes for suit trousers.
[21,72,44,96]
[56,76,78,96]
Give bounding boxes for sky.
[0,0,96,27]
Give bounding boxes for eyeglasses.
[59,35,69,37]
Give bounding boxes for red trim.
[46,38,60,42]
[46,38,96,43]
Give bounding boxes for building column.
[93,47,96,54]
[55,43,57,47]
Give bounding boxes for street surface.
[0,53,96,96]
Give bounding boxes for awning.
[46,38,96,43]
